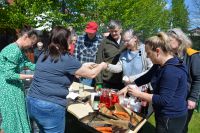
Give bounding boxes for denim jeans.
[155,114,187,133]
[27,96,65,133]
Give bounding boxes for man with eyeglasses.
[96,20,126,90]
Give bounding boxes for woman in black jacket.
[130,28,200,133]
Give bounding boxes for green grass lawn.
[142,111,200,133]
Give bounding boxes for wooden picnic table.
[66,82,153,133]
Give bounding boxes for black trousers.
[182,109,194,133]
[155,114,187,133]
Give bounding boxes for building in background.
[189,27,200,36]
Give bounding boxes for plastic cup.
[130,101,142,113]
[123,98,129,107]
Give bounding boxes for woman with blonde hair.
[167,28,192,57]
[120,28,200,133]
[167,28,200,133]
[120,32,188,133]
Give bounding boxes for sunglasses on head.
[167,30,177,35]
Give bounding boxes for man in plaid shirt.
[74,21,102,86]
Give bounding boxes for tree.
[0,0,6,6]
[0,0,171,38]
[0,0,69,29]
[94,0,170,38]
[171,0,189,32]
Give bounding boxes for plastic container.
[93,95,100,111]
[123,98,129,108]
[100,89,111,108]
[130,101,142,113]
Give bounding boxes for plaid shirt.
[74,34,102,64]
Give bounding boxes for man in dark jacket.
[96,20,126,90]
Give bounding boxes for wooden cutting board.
[67,103,94,119]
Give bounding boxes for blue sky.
[185,0,199,29]
[166,0,199,29]
[185,0,196,28]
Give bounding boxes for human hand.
[75,75,81,78]
[0,129,4,133]
[187,100,196,109]
[122,76,131,85]
[82,62,98,69]
[117,86,128,97]
[20,74,34,80]
[100,62,108,70]
[28,74,34,79]
[127,85,140,97]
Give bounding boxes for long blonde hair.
[167,28,192,57]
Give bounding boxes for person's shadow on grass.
[138,121,155,133]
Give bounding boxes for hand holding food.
[127,85,141,97]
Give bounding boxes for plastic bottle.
[93,94,100,111]
[140,85,149,116]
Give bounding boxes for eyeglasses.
[123,37,134,44]
[124,38,132,43]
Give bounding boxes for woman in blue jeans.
[119,32,188,133]
[27,26,106,133]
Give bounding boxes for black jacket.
[135,48,200,102]
[95,34,126,88]
[184,48,200,102]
